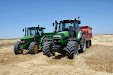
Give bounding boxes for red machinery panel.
[80,26,92,40]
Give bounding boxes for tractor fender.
[76,31,84,40]
[39,36,46,47]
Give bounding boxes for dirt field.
[0,35,113,75]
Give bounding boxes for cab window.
[75,22,80,30]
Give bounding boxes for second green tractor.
[42,18,86,59]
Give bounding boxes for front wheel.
[14,42,23,54]
[29,42,39,54]
[42,41,54,57]
[65,41,79,59]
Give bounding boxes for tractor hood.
[21,36,34,40]
[53,31,69,39]
[53,31,69,45]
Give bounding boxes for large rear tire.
[42,37,48,46]
[65,41,78,59]
[29,42,39,54]
[79,34,86,53]
[42,41,54,57]
[89,40,92,46]
[14,42,23,54]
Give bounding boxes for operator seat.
[68,26,74,38]
[63,28,69,31]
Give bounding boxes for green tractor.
[14,25,48,54]
[42,18,86,59]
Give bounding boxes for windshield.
[26,28,44,36]
[38,29,44,35]
[27,29,37,36]
[59,22,74,31]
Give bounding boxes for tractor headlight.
[54,40,57,42]
[58,40,61,42]
[54,40,61,42]
[53,37,61,43]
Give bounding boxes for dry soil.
[0,35,113,75]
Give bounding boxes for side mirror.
[53,23,54,26]
[23,29,24,32]
[55,20,58,24]
[78,21,81,24]
[74,18,76,21]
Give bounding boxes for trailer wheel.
[65,41,78,59]
[89,40,92,46]
[79,34,86,53]
[29,42,39,54]
[86,40,90,48]
[42,41,54,57]
[14,42,23,54]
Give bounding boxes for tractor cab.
[23,27,45,37]
[53,19,81,39]
[59,19,81,38]
[22,26,45,43]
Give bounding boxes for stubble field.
[0,35,113,75]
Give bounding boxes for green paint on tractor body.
[58,31,69,36]
[53,31,69,45]
[19,36,35,49]
[39,36,46,48]
[21,36,34,40]
[76,31,82,39]
[45,32,55,39]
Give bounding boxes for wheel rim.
[34,45,38,53]
[83,38,86,51]
[18,49,23,53]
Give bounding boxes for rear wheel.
[29,42,39,54]
[14,42,23,54]
[42,37,48,46]
[86,40,90,48]
[89,40,92,46]
[42,41,54,57]
[65,41,78,59]
[79,34,86,53]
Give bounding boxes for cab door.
[75,22,80,39]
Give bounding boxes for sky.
[0,0,113,39]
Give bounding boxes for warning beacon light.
[78,16,80,18]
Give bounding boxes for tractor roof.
[27,27,45,29]
[60,19,80,23]
[60,19,74,23]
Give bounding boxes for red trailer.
[80,26,92,48]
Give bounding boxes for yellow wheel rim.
[34,45,38,53]
[18,49,23,53]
